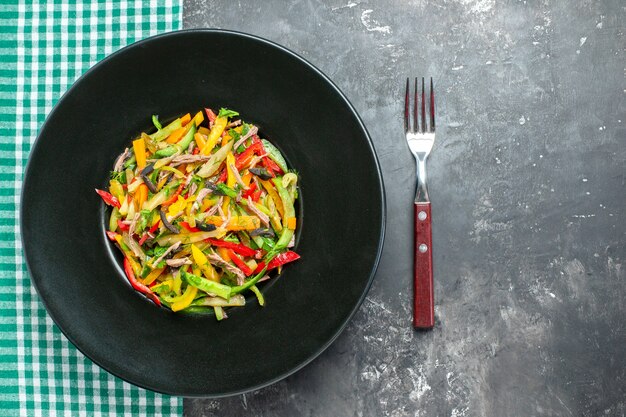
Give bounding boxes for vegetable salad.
[96,107,300,319]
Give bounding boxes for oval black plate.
[21,29,385,397]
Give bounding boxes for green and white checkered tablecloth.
[0,1,183,415]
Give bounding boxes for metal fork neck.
[415,155,429,203]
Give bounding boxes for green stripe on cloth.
[0,1,182,415]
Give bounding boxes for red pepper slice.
[123,257,161,306]
[148,220,161,234]
[262,156,283,175]
[251,189,262,202]
[205,238,256,257]
[192,147,200,155]
[179,221,200,233]
[242,182,257,199]
[251,135,262,146]
[138,234,149,245]
[227,249,253,276]
[217,141,264,182]
[161,182,185,207]
[205,108,217,124]
[95,189,121,208]
[253,251,300,274]
[106,231,119,241]
[117,220,130,232]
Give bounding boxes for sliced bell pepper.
[161,182,186,207]
[150,118,182,142]
[148,220,160,234]
[206,238,256,257]
[167,195,188,217]
[180,221,200,233]
[179,113,191,126]
[117,219,130,232]
[242,182,257,199]
[204,216,260,231]
[141,267,164,286]
[217,246,231,263]
[109,180,125,201]
[123,257,161,306]
[192,110,204,127]
[171,284,198,312]
[132,137,147,169]
[190,244,220,282]
[259,180,284,217]
[194,132,207,150]
[95,189,121,208]
[109,207,120,232]
[165,126,186,144]
[263,156,283,175]
[227,249,253,276]
[261,138,289,174]
[253,251,300,274]
[225,152,236,188]
[135,183,149,209]
[201,116,227,155]
[217,141,264,182]
[138,234,149,245]
[286,217,297,230]
[205,108,217,124]
[154,123,196,159]
[221,152,237,212]
[251,189,262,202]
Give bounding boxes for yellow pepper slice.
[142,267,164,285]
[171,284,198,312]
[191,244,220,282]
[151,278,174,294]
[156,175,168,191]
[221,152,237,213]
[260,179,284,217]
[201,116,227,155]
[286,217,297,230]
[200,198,215,212]
[192,111,204,127]
[198,126,210,136]
[173,274,182,295]
[204,215,260,231]
[132,137,146,169]
[160,165,185,178]
[109,179,124,201]
[226,152,236,187]
[167,195,188,217]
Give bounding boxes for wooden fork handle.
[414,202,434,329]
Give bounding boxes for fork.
[404,77,435,329]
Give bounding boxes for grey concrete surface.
[183,1,625,416]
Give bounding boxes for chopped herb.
[218,108,239,118]
[109,170,127,184]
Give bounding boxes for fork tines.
[404,77,435,134]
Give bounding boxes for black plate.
[21,29,385,397]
